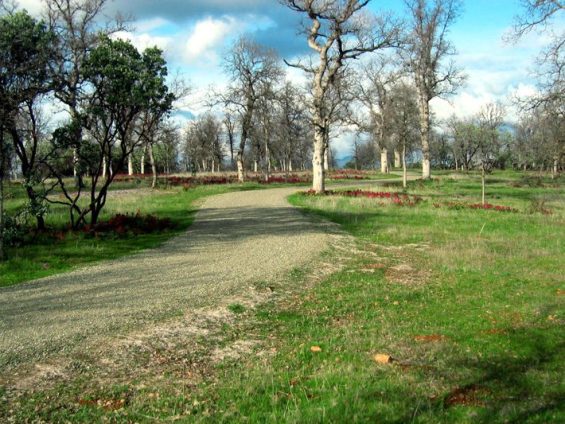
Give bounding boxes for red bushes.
[433,201,517,213]
[83,212,173,235]
[303,189,423,206]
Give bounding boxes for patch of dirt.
[444,384,490,407]
[12,362,68,391]
[385,263,429,285]
[211,340,260,363]
[361,263,387,271]
[414,334,448,342]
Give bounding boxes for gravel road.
[0,187,333,370]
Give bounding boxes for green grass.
[0,182,269,287]
[1,171,563,422]
[197,172,564,423]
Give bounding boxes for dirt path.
[0,187,334,370]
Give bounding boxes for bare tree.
[512,0,563,38]
[387,82,420,187]
[282,0,399,193]
[511,1,563,115]
[403,0,465,179]
[351,56,400,173]
[477,102,505,204]
[223,110,237,170]
[222,36,282,182]
[275,81,310,173]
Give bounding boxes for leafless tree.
[350,55,400,173]
[511,1,563,115]
[223,110,237,170]
[183,114,224,173]
[512,0,563,38]
[387,82,420,187]
[222,36,283,182]
[281,0,400,193]
[274,81,310,173]
[476,102,505,204]
[403,0,465,179]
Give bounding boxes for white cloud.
[135,17,171,33]
[183,16,240,63]
[15,0,43,16]
[111,31,172,52]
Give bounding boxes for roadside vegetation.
[1,172,562,422]
[0,170,393,288]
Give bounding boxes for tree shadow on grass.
[396,327,565,423]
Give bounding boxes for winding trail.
[0,187,332,370]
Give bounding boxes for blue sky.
[17,0,562,154]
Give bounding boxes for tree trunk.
[481,165,486,205]
[102,156,107,179]
[402,143,407,189]
[380,148,389,173]
[324,148,329,171]
[254,160,258,173]
[25,184,46,231]
[140,145,146,175]
[128,153,134,176]
[418,93,432,179]
[236,150,245,183]
[264,143,270,182]
[289,158,293,172]
[0,133,5,261]
[394,149,401,168]
[148,143,157,189]
[553,156,558,179]
[312,127,326,193]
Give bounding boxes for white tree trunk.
[394,149,401,168]
[481,165,486,205]
[324,148,329,171]
[128,153,134,176]
[148,143,157,189]
[312,128,326,193]
[102,156,107,179]
[418,93,432,179]
[289,159,293,172]
[237,150,245,182]
[254,160,258,173]
[380,149,389,173]
[402,143,407,189]
[73,149,78,178]
[140,145,146,175]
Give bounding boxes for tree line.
[1,0,562,259]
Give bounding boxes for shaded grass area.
[0,183,269,287]
[1,172,563,422]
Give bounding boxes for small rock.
[310,346,322,353]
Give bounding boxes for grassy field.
[201,172,563,423]
[1,171,563,422]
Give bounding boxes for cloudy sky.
[16,0,563,155]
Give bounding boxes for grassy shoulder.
[0,182,270,287]
[201,173,564,423]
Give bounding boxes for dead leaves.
[373,353,393,364]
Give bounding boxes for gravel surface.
[0,187,332,370]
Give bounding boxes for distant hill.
[336,155,353,169]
